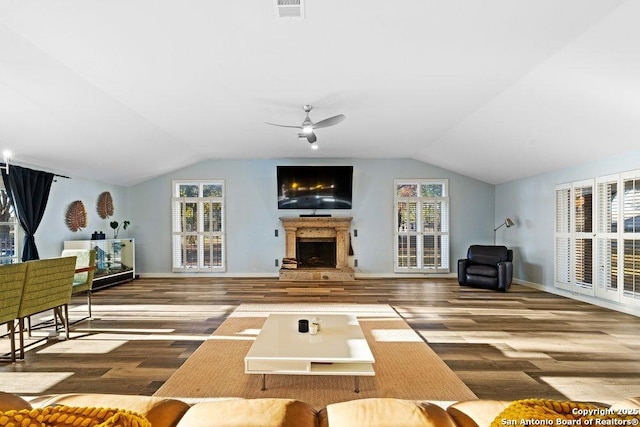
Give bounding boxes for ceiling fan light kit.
[266,104,345,148]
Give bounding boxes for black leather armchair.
[458,245,513,291]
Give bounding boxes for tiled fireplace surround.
[279,216,355,281]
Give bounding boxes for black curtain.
[1,165,54,261]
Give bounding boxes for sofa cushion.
[0,392,32,412]
[487,399,640,426]
[466,265,498,278]
[467,246,509,266]
[176,398,317,427]
[30,393,189,427]
[447,400,510,427]
[320,398,457,427]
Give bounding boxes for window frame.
[393,179,450,273]
[171,180,226,272]
[0,185,20,265]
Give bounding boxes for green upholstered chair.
[0,263,28,362]
[61,249,97,318]
[17,256,76,359]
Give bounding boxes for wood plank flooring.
[2,278,640,404]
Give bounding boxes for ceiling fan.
[266,105,345,144]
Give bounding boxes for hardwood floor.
[2,277,640,404]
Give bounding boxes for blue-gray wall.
[35,177,129,258]
[30,153,640,315]
[127,158,494,276]
[495,150,640,314]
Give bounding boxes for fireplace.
[279,216,354,281]
[297,238,336,268]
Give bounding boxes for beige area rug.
[154,303,476,409]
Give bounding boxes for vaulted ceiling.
[0,1,637,186]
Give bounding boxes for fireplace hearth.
[279,216,354,281]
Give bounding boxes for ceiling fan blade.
[306,132,317,143]
[312,114,345,129]
[265,122,303,129]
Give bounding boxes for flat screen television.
[277,166,353,210]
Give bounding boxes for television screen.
[277,166,353,210]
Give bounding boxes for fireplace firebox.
[297,238,336,268]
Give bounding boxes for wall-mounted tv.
[277,166,353,210]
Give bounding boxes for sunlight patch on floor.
[0,372,73,394]
[74,328,176,334]
[206,335,255,341]
[237,328,261,336]
[370,329,422,342]
[539,376,640,405]
[36,339,125,354]
[74,333,209,342]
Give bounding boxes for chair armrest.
[74,266,96,273]
[497,261,513,291]
[457,259,469,285]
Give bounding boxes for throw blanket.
[491,399,640,426]
[0,405,150,427]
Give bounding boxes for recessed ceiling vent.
[276,0,304,19]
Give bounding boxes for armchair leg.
[87,291,92,318]
[1,321,17,363]
[64,305,70,339]
[53,306,70,339]
[18,318,25,360]
[9,320,15,362]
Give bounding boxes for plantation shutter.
[555,185,571,290]
[573,180,594,295]
[595,175,619,300]
[621,172,640,301]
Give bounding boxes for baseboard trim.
[138,272,458,280]
[514,279,640,317]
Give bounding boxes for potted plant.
[110,220,130,239]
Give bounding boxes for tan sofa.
[2,392,639,427]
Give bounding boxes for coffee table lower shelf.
[245,360,375,393]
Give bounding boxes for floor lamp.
[494,218,514,245]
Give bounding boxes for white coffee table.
[244,313,375,392]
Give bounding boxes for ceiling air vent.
[276,0,304,19]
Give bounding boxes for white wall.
[495,150,640,314]
[127,158,495,276]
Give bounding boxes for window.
[621,171,640,302]
[172,181,225,272]
[556,170,640,307]
[0,186,19,264]
[394,179,449,272]
[554,180,594,295]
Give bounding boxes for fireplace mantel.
[279,216,354,281]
